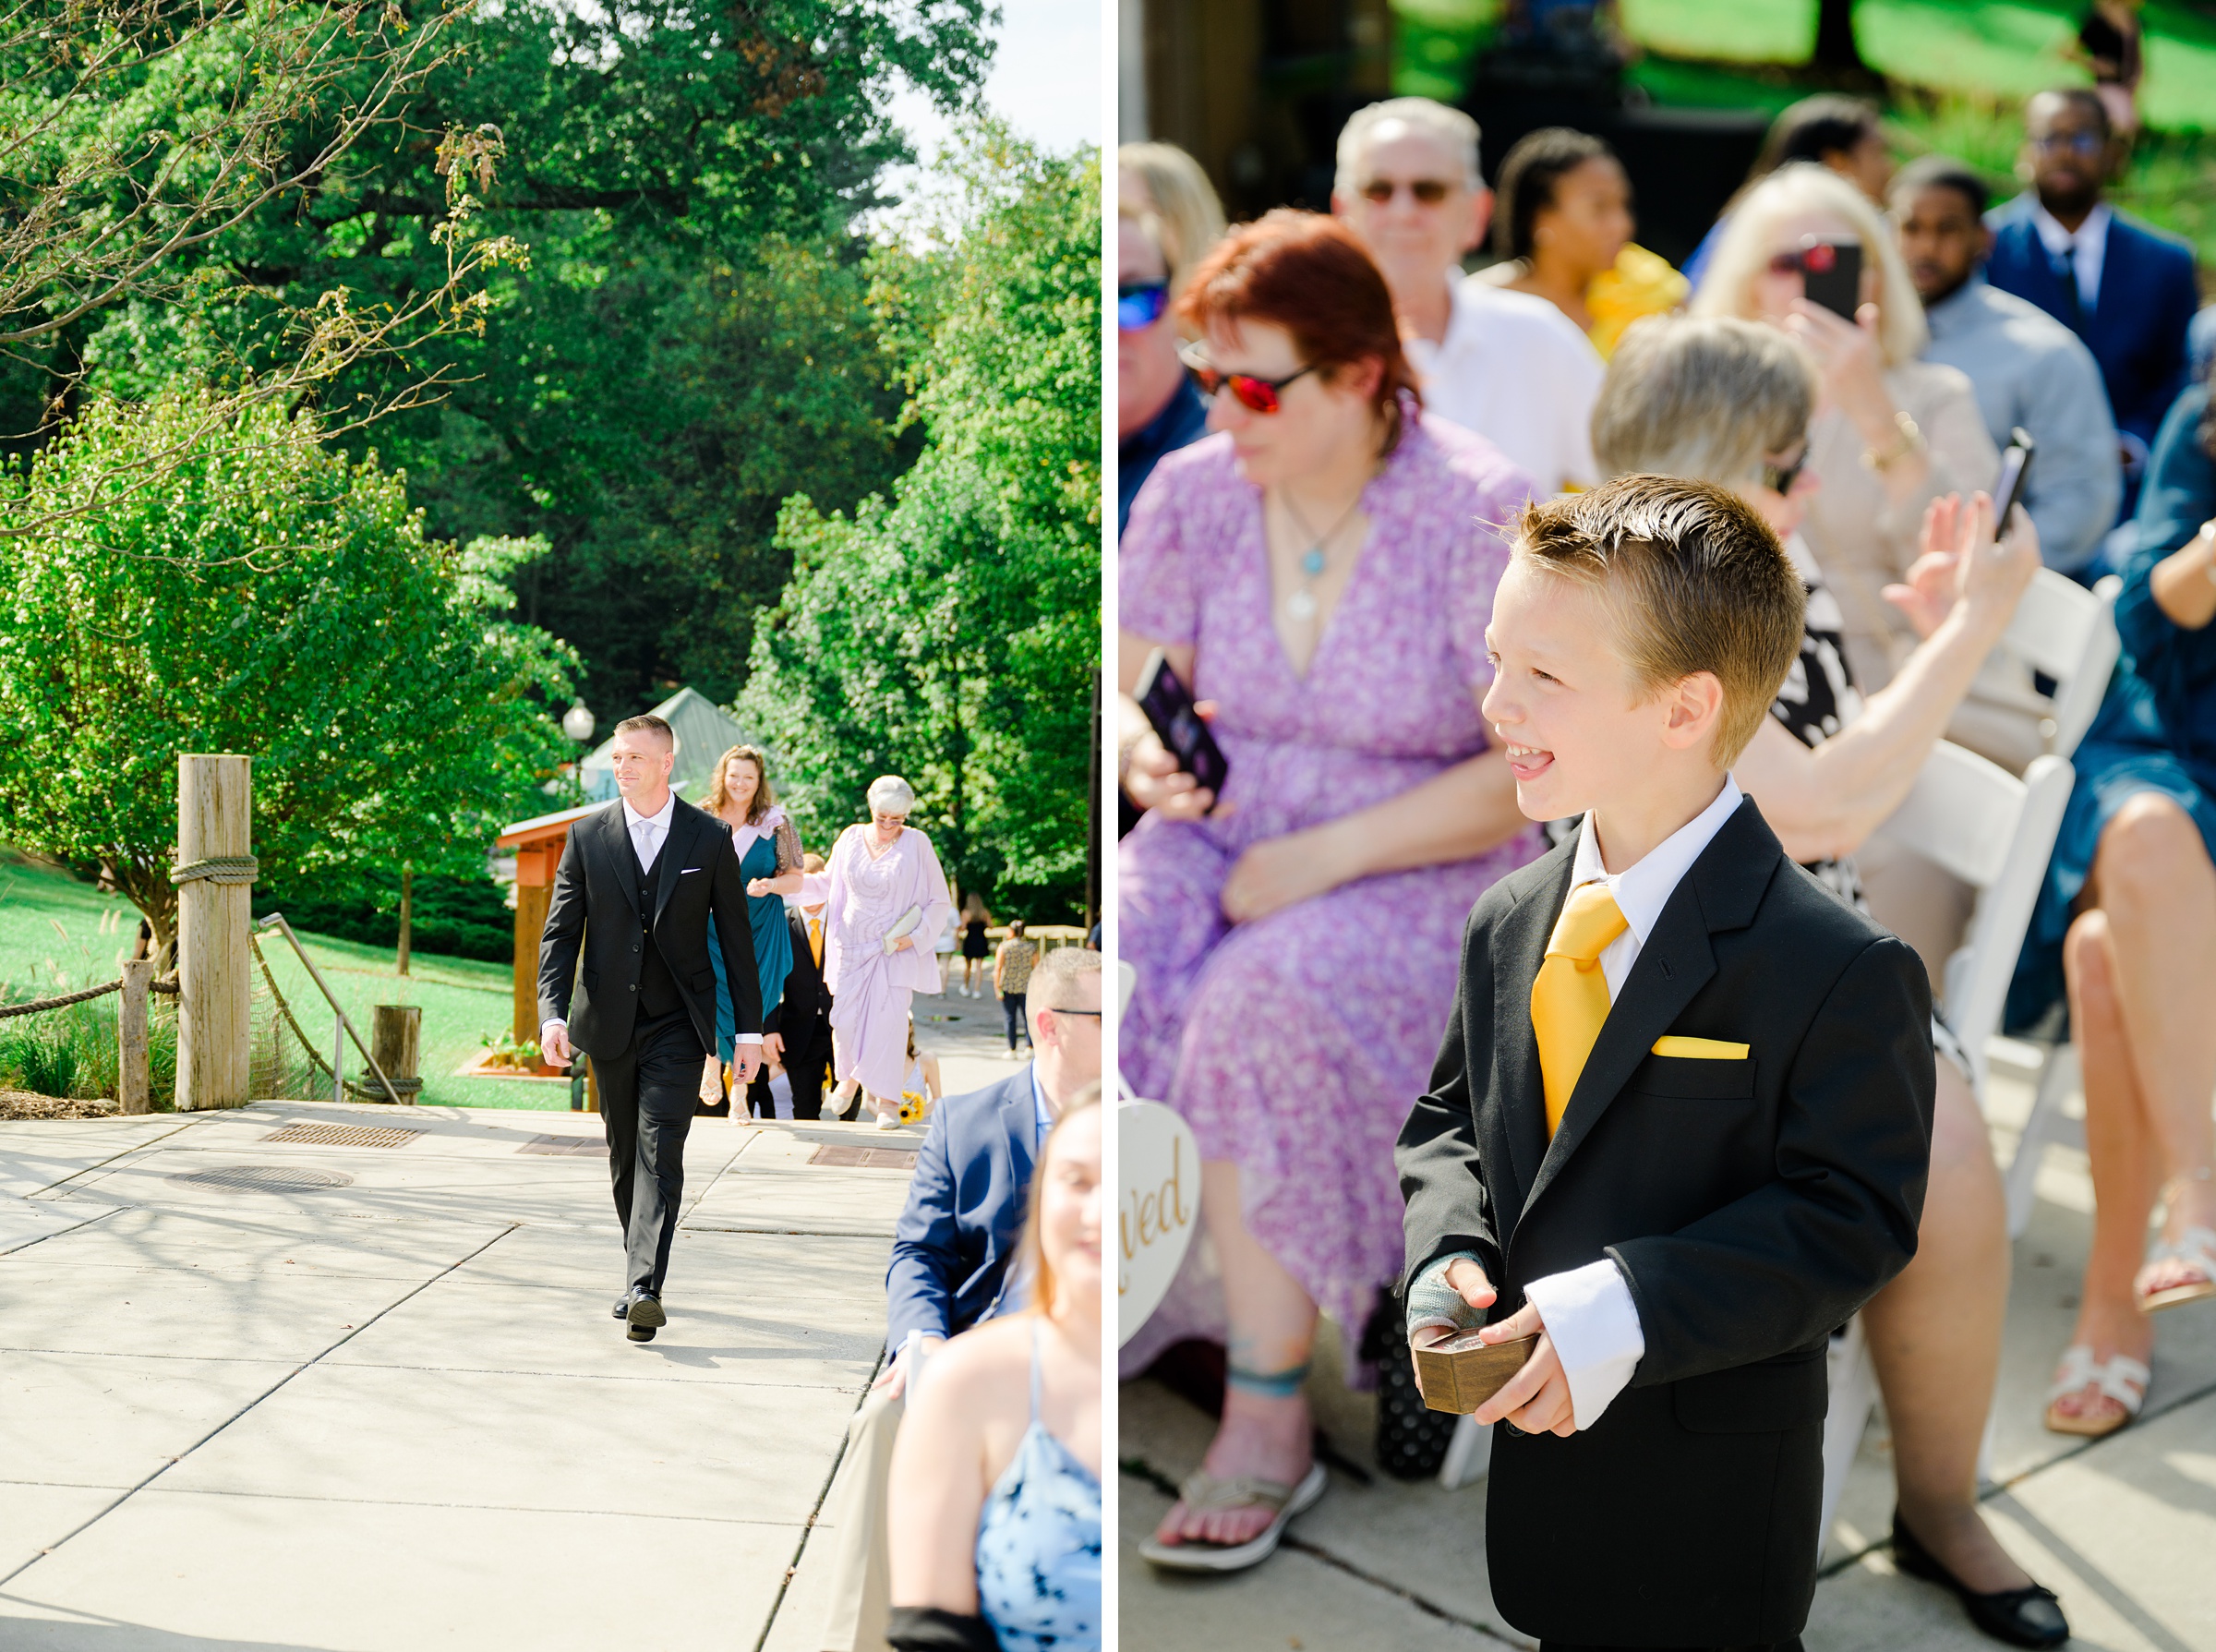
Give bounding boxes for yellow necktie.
[809,918,824,969]
[1531,883,1629,1136]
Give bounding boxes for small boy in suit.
[1398,477,1936,1650]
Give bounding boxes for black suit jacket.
[1397,799,1933,1646]
[775,905,830,1042]
[536,798,763,1060]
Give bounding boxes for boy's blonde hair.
[1512,476,1804,766]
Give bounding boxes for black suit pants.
[595,1007,705,1295]
[777,1004,833,1121]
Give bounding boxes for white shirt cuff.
[1524,1258,1644,1431]
[733,1033,762,1046]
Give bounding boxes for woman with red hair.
[1118,210,1542,1570]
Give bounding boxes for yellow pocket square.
[1651,1036,1750,1060]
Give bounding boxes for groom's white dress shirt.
[543,790,762,1052]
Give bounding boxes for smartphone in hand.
[1800,237,1862,321]
[1992,427,2036,539]
[1134,649,1230,805]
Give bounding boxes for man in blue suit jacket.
[1985,90,2198,491]
[814,945,1102,1652]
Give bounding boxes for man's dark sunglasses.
[1042,1007,1102,1019]
[1118,282,1170,332]
[1359,177,1453,205]
[2032,130,2105,158]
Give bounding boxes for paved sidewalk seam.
[752,1341,892,1652]
[21,1482,815,1525]
[1814,1367,2216,1581]
[0,1204,118,1258]
[1120,1456,1520,1647]
[0,1219,522,1590]
[16,1119,195,1199]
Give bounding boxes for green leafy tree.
[37,0,992,716]
[741,129,1100,913]
[0,392,576,949]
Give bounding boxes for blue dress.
[2008,383,2216,1030]
[709,830,795,1062]
[973,1323,1101,1652]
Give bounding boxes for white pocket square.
[680,866,702,874]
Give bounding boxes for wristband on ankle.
[1226,1359,1312,1398]
[1406,1250,1488,1339]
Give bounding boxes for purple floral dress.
[1119,408,1544,1366]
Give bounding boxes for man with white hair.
[1333,97,1604,496]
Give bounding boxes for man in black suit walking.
[538,715,764,1342]
[748,858,833,1120]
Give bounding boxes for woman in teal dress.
[705,745,804,1113]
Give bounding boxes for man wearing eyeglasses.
[814,945,1103,1652]
[1985,88,2198,525]
[1120,207,1210,537]
[1331,97,1602,497]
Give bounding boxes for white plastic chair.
[1812,742,2076,1539]
[2002,570,2122,760]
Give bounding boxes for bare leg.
[2085,797,2216,1274]
[2058,904,2160,1429]
[1864,1060,2029,1591]
[1152,1160,1318,1550]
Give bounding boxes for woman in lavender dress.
[1119,211,1543,1568]
[808,776,954,1130]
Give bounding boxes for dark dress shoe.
[612,1294,632,1320]
[625,1291,667,1331]
[1893,1511,2068,1647]
[626,1323,656,1343]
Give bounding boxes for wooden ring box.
[1415,1331,1539,1415]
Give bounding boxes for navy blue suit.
[885,1067,1039,1350]
[1985,195,2198,452]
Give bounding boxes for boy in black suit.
[1398,478,1935,1650]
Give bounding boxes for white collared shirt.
[2030,199,2112,310]
[1521,776,1744,1432]
[621,790,678,873]
[1402,276,1603,497]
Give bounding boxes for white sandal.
[2136,1224,2216,1313]
[2042,1345,2149,1439]
[1138,1463,1327,1574]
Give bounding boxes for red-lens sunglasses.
[1180,346,1319,415]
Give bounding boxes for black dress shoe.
[1893,1511,2069,1647]
[612,1294,632,1320]
[626,1322,656,1343]
[625,1291,667,1331]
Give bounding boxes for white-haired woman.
[1692,163,1999,702]
[806,777,954,1130]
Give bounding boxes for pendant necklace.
[1276,483,1368,622]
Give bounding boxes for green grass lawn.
[0,853,567,1112]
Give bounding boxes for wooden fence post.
[118,958,153,1115]
[175,754,253,1111]
[370,1005,423,1104]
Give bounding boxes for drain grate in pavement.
[167,1165,355,1193]
[810,1145,918,1170]
[261,1123,425,1149]
[518,1134,608,1156]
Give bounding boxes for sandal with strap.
[1138,1463,1328,1574]
[2136,1224,2216,1313]
[2042,1345,2149,1439]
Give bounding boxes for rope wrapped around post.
[0,980,122,1019]
[170,856,259,886]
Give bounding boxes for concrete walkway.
[0,983,1016,1651]
[1121,1063,2216,1651]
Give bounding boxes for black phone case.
[1804,242,1861,320]
[1135,654,1230,799]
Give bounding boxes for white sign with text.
[1117,1098,1198,1345]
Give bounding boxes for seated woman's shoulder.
[917,1316,1036,1404]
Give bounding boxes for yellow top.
[1586,243,1689,360]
